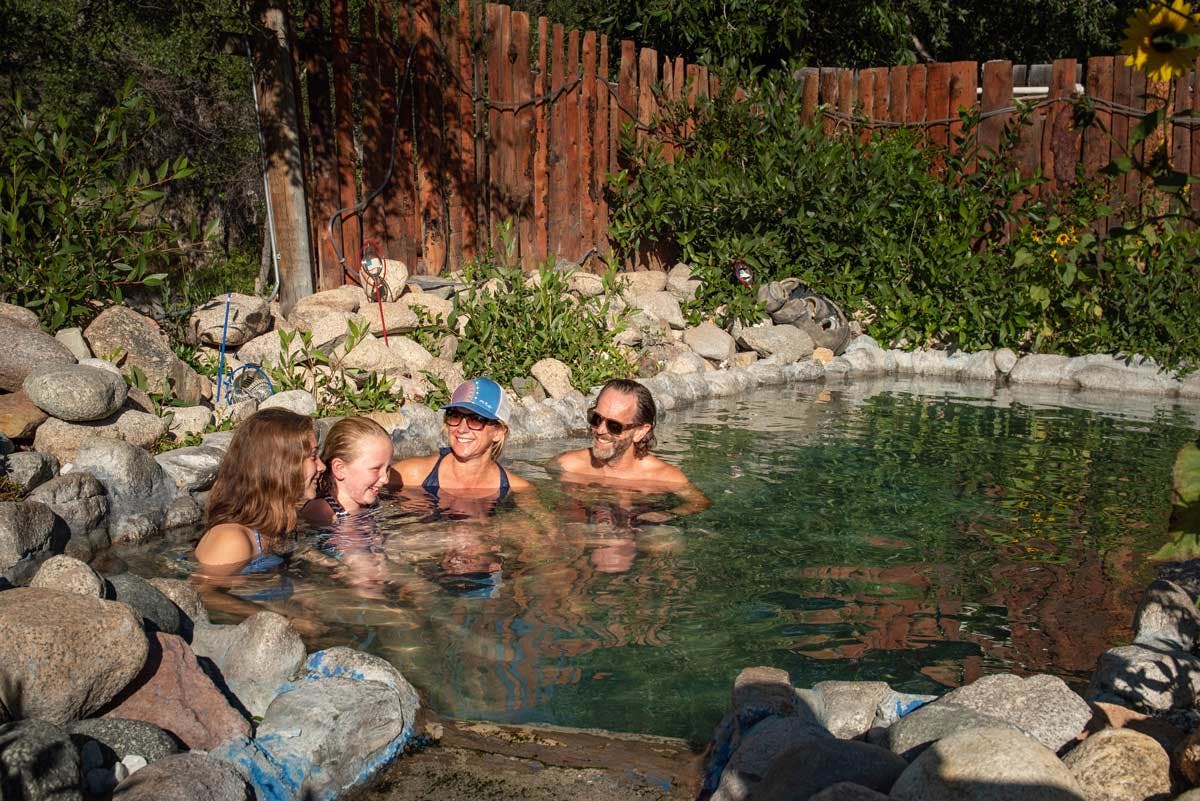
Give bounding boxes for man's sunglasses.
[445,409,494,430]
[587,409,640,435]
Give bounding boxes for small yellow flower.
[1031,229,1044,243]
[1121,0,1200,82]
[1056,233,1071,245]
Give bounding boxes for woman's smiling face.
[445,408,506,462]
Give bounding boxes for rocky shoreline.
[4,272,1200,800]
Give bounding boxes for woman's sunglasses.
[445,409,494,430]
[587,409,639,435]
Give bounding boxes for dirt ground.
[358,713,706,801]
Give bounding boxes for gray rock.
[939,673,1091,752]
[510,402,571,444]
[292,284,364,315]
[147,578,208,627]
[73,438,175,532]
[78,357,122,379]
[0,718,82,801]
[948,350,999,382]
[194,611,305,718]
[54,327,92,361]
[1088,643,1200,712]
[627,290,686,330]
[155,446,223,493]
[995,348,1019,374]
[807,784,892,801]
[167,406,212,439]
[0,500,67,578]
[365,302,419,336]
[664,351,710,375]
[0,302,40,329]
[886,700,1020,760]
[111,752,251,801]
[1008,353,1076,386]
[568,271,605,297]
[27,473,108,539]
[391,404,440,458]
[837,347,888,376]
[511,376,547,402]
[1071,364,1180,395]
[872,689,937,729]
[815,680,891,740]
[1061,727,1170,801]
[33,411,170,464]
[530,358,574,399]
[738,325,815,363]
[234,328,301,370]
[68,717,178,765]
[1133,579,1200,651]
[212,399,256,428]
[0,317,77,393]
[109,514,160,546]
[164,494,203,531]
[258,389,317,417]
[188,293,271,347]
[891,726,1087,801]
[619,271,668,297]
[30,555,105,598]
[107,572,181,635]
[782,359,825,383]
[0,587,148,724]
[83,306,209,404]
[684,323,736,363]
[213,675,414,801]
[747,737,908,801]
[23,364,128,422]
[303,648,421,711]
[4,451,59,493]
[710,718,833,801]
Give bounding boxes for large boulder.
[737,325,815,363]
[0,500,68,582]
[27,473,109,539]
[213,674,415,801]
[0,389,49,440]
[890,726,1087,801]
[259,389,318,417]
[111,752,251,801]
[1132,579,1200,651]
[365,302,419,335]
[684,322,736,363]
[187,293,272,347]
[194,611,306,718]
[0,587,148,724]
[530,358,574,399]
[743,737,907,801]
[4,451,59,494]
[102,631,251,750]
[0,317,77,392]
[627,290,686,330]
[68,717,178,766]
[73,438,175,534]
[234,328,302,369]
[1007,354,1075,386]
[155,446,224,493]
[938,673,1092,751]
[106,573,182,636]
[710,717,834,801]
[885,700,1020,760]
[30,554,105,598]
[1088,643,1200,712]
[0,302,40,329]
[0,718,83,801]
[291,285,364,316]
[83,306,208,404]
[1061,727,1170,801]
[619,270,668,298]
[23,364,128,422]
[33,411,169,463]
[814,680,891,741]
[666,263,701,302]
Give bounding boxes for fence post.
[251,0,315,313]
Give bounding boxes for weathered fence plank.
[512,11,535,265]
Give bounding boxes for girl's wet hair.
[207,408,316,540]
[318,416,391,495]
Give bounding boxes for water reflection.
[118,381,1200,741]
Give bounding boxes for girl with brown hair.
[194,407,325,574]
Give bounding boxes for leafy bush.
[0,84,206,329]
[266,320,402,417]
[450,225,634,390]
[608,73,1200,369]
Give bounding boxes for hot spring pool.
[123,377,1200,743]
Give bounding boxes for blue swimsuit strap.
[421,447,510,501]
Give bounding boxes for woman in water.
[192,407,326,635]
[392,377,532,512]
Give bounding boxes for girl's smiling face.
[331,435,394,511]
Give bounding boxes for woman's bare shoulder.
[301,498,335,527]
[393,454,439,484]
[194,523,256,571]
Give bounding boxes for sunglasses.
[445,409,494,430]
[587,409,640,435]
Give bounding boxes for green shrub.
[451,224,634,391]
[0,83,206,329]
[609,73,1200,369]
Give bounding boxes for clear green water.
[124,378,1200,743]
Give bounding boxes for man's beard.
[591,433,632,463]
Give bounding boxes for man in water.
[552,378,710,516]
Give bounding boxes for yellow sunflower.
[1121,0,1200,82]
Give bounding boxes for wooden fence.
[285,0,1200,290]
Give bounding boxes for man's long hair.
[601,378,657,458]
[207,408,315,544]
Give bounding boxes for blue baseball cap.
[441,377,513,425]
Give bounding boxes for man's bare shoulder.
[638,454,691,488]
[554,448,595,475]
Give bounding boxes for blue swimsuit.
[234,529,294,601]
[421,447,511,501]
